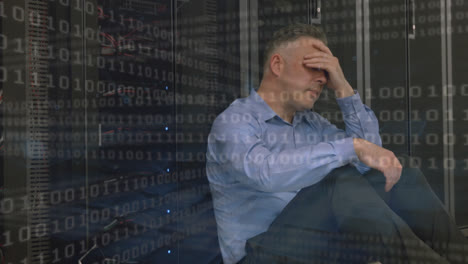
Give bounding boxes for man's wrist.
[353,138,365,158]
[334,83,354,98]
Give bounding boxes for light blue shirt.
[206,88,382,264]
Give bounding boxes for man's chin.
[301,103,315,111]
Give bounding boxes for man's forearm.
[334,82,354,98]
[336,91,382,146]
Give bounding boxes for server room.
[1,0,467,263]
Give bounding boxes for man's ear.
[269,53,283,77]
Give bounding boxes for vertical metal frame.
[239,0,259,97]
[356,0,364,97]
[441,0,455,218]
[408,0,416,39]
[357,0,372,107]
[249,0,259,92]
[309,0,322,24]
[240,0,250,97]
[446,0,455,218]
[363,0,371,107]
[405,0,413,156]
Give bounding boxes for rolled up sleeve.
[318,91,381,174]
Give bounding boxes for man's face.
[277,37,328,111]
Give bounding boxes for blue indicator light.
[167,209,170,213]
[168,250,171,254]
[167,168,170,172]
[165,127,169,131]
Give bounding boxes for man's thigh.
[268,165,347,231]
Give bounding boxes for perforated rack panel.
[25,1,51,263]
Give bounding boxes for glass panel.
[367,0,409,156]
[408,0,446,203]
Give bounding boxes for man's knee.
[398,167,428,187]
[398,154,425,168]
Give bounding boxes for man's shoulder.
[211,98,261,132]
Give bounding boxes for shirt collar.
[246,88,277,122]
[247,88,308,125]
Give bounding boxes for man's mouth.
[307,90,319,98]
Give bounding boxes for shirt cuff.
[329,137,359,166]
[336,90,364,115]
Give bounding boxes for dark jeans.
[241,164,468,264]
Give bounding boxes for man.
[206,24,467,263]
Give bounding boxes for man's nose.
[315,70,328,84]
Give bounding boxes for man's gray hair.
[262,23,328,71]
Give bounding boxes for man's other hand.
[353,138,403,192]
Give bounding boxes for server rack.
[1,0,239,263]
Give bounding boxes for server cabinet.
[362,0,468,228]
[1,0,240,262]
[1,0,99,263]
[175,0,240,262]
[2,1,52,262]
[75,0,181,263]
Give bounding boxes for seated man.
[206,23,467,264]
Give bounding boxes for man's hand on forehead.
[309,39,333,55]
[302,40,333,69]
[302,40,354,98]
